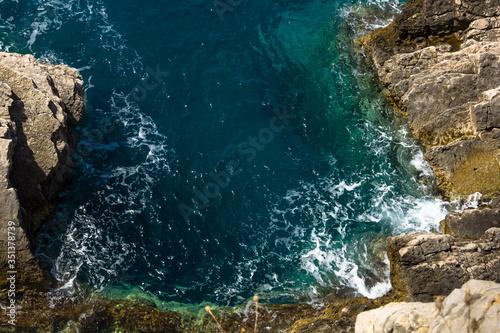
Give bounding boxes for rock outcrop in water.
[0,52,84,296]
[354,0,500,331]
[358,0,500,199]
[357,0,500,294]
[355,279,500,333]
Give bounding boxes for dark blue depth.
[0,0,448,307]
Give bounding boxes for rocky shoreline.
[1,0,500,332]
[0,52,85,297]
[357,0,500,200]
[352,0,500,331]
[357,0,500,294]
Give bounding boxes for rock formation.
[354,0,500,331]
[358,0,500,199]
[356,0,500,297]
[292,1,500,331]
[388,228,500,302]
[355,279,500,333]
[0,52,84,296]
[442,201,500,240]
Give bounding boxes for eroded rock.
[442,207,500,240]
[358,0,500,198]
[0,52,84,296]
[355,279,500,333]
[388,228,500,302]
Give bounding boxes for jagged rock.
[358,0,500,198]
[358,0,500,69]
[0,117,48,295]
[355,279,500,333]
[442,207,500,240]
[471,87,500,131]
[0,52,84,296]
[387,228,500,302]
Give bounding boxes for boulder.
[442,207,500,240]
[387,228,500,302]
[355,279,500,333]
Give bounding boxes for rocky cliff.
[357,0,500,295]
[354,0,500,331]
[0,52,84,296]
[388,227,500,302]
[358,0,500,199]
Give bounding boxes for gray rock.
[388,228,500,302]
[0,53,84,296]
[442,207,500,240]
[471,87,500,131]
[355,279,500,333]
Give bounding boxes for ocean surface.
[1,0,453,309]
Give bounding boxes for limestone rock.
[358,0,500,198]
[0,117,48,295]
[355,279,500,333]
[442,207,500,240]
[425,137,500,197]
[0,52,84,296]
[387,228,500,302]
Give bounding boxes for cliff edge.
[357,0,500,302]
[0,52,84,296]
[354,0,500,331]
[358,0,500,199]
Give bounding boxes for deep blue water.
[1,0,450,308]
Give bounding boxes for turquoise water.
[1,0,450,307]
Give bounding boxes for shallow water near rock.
[1,0,450,310]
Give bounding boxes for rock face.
[358,0,500,198]
[387,228,500,302]
[0,52,84,296]
[355,279,500,333]
[353,2,500,331]
[442,206,500,240]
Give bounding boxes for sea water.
[0,0,450,308]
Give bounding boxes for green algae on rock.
[0,293,183,333]
[358,0,500,199]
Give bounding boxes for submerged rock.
[355,279,500,333]
[0,52,84,296]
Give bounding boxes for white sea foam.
[24,0,176,293]
[49,90,176,292]
[452,192,489,211]
[30,0,450,305]
[340,0,403,38]
[263,99,450,301]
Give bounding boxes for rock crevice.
[355,1,500,331]
[0,52,84,296]
[358,0,500,199]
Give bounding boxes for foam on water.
[2,0,456,308]
[268,165,449,300]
